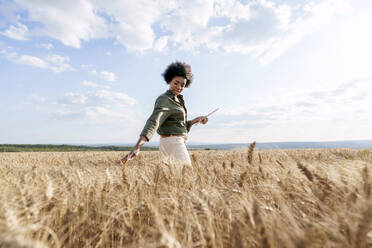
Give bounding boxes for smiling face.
[169,76,187,96]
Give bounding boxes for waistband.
[160,134,188,141]
[160,134,186,138]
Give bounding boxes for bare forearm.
[133,136,147,150]
[116,136,147,165]
[190,118,200,126]
[189,116,209,127]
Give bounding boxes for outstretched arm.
[116,136,147,165]
[187,108,218,130]
[189,116,209,126]
[117,96,171,165]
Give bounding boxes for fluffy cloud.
[51,106,137,123]
[203,0,349,64]
[90,70,117,82]
[89,90,136,106]
[0,22,29,40]
[2,0,349,64]
[16,54,72,72]
[95,0,163,51]
[257,0,349,64]
[58,90,136,107]
[215,77,372,128]
[53,89,137,122]
[45,54,73,73]
[16,54,48,69]
[82,80,111,89]
[59,93,88,105]
[12,0,108,48]
[188,77,370,142]
[100,71,116,82]
[1,48,73,72]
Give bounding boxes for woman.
[117,61,208,166]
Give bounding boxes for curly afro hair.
[162,61,193,87]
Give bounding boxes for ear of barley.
[248,141,256,165]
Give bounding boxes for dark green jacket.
[140,90,191,141]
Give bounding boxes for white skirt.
[159,136,191,166]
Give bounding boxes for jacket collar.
[165,89,187,114]
[165,89,183,100]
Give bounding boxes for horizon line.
[1,139,372,146]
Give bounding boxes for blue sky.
[0,0,371,144]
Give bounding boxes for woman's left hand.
[197,116,208,125]
[200,116,208,124]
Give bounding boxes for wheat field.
[0,147,371,248]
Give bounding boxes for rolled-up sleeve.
[140,97,171,141]
[186,120,192,132]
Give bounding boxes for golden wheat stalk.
[248,141,256,165]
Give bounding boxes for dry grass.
[0,147,371,247]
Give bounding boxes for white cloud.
[156,0,214,50]
[154,36,169,52]
[12,0,108,48]
[0,49,73,72]
[216,77,372,127]
[201,0,350,64]
[59,92,88,105]
[94,0,164,51]
[100,71,116,82]
[257,0,350,64]
[51,106,137,124]
[1,48,73,72]
[16,54,72,72]
[189,77,372,143]
[204,1,289,54]
[59,89,136,107]
[45,54,73,72]
[16,54,49,69]
[89,90,135,106]
[0,22,29,40]
[82,80,111,89]
[85,106,127,119]
[90,70,116,82]
[4,0,349,64]
[52,89,137,123]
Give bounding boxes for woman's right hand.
[115,136,147,166]
[116,148,140,165]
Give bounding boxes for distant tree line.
[0,144,158,152]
